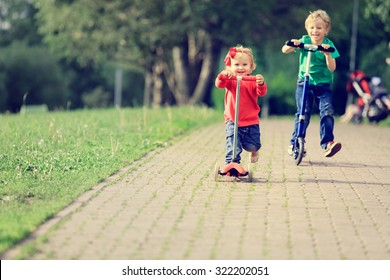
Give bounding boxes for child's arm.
[215,71,232,88]
[256,74,265,85]
[322,44,336,72]
[256,74,267,97]
[324,52,336,72]
[282,39,300,54]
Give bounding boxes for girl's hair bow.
[224,48,237,66]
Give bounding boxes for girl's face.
[230,53,253,76]
[306,18,329,45]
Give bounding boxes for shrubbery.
[0,42,69,112]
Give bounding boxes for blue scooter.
[285,40,335,165]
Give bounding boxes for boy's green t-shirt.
[296,35,340,85]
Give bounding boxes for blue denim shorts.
[225,121,261,164]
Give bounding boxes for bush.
[82,86,111,108]
[101,64,145,107]
[0,41,70,113]
[0,64,6,112]
[267,72,297,115]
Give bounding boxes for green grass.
[0,106,221,255]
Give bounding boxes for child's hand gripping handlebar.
[285,40,335,53]
[219,74,258,81]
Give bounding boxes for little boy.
[282,9,342,157]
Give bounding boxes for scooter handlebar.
[285,40,335,53]
[219,74,257,81]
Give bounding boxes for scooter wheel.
[214,162,220,181]
[295,137,305,165]
[247,164,253,182]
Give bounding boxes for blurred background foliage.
[0,0,388,115]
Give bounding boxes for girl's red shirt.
[215,74,267,126]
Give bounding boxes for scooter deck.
[218,162,248,177]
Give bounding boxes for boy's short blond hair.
[305,9,331,31]
[224,45,256,71]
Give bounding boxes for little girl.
[215,45,267,164]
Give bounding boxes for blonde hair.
[224,45,256,71]
[305,9,331,32]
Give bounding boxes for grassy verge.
[0,106,221,255]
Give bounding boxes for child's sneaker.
[288,144,306,157]
[250,151,259,163]
[325,141,342,157]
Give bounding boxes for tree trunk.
[151,62,164,108]
[189,35,221,106]
[172,46,190,105]
[188,39,212,105]
[143,71,152,107]
[168,33,222,107]
[149,33,223,107]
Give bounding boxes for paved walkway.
[3,119,390,260]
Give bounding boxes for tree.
[364,0,390,39]
[0,0,42,46]
[33,0,276,107]
[0,41,69,112]
[33,0,389,113]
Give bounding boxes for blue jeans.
[225,121,261,164]
[290,80,335,149]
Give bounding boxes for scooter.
[214,75,257,182]
[285,40,335,165]
[346,71,389,124]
